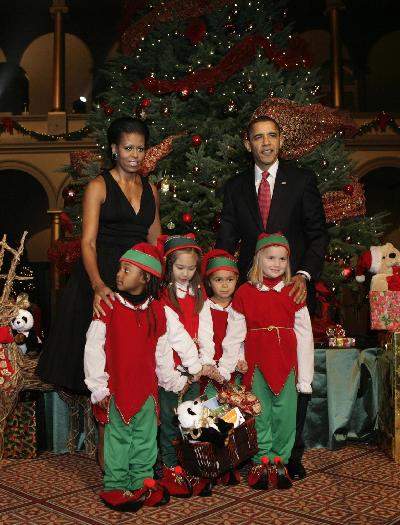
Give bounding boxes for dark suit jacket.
[215,161,329,282]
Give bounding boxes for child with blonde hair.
[222,233,314,490]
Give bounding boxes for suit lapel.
[242,168,263,230]
[267,163,287,229]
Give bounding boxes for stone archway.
[0,167,51,262]
[358,159,400,247]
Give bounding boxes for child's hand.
[96,396,110,410]
[202,364,225,384]
[189,370,202,383]
[236,359,248,374]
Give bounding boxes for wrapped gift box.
[3,399,37,459]
[370,291,400,331]
[377,332,400,462]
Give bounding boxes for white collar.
[207,298,233,311]
[254,159,279,184]
[116,293,150,310]
[252,280,285,293]
[174,281,194,298]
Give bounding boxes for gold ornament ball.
[227,99,238,113]
[244,81,255,93]
[161,179,170,193]
[167,221,175,230]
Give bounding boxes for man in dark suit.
[216,115,329,480]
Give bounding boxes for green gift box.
[377,332,400,462]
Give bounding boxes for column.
[326,0,344,108]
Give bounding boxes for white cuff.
[188,362,202,375]
[296,382,312,394]
[90,386,110,404]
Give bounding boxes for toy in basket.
[173,391,259,479]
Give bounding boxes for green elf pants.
[251,367,297,465]
[158,382,200,468]
[104,396,157,491]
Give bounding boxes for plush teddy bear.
[356,243,400,291]
[370,243,400,291]
[11,308,41,355]
[176,399,233,447]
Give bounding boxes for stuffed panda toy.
[11,309,41,355]
[176,398,233,448]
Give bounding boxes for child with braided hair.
[84,243,169,512]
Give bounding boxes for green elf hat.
[255,232,291,255]
[157,233,202,258]
[201,248,239,277]
[119,242,163,278]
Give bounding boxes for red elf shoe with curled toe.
[189,476,213,497]
[99,488,147,512]
[274,457,292,490]
[143,478,170,507]
[218,468,241,486]
[159,466,192,498]
[248,456,269,490]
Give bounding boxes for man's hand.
[288,274,307,304]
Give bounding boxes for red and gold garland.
[121,0,236,55]
[322,180,366,223]
[131,34,311,95]
[47,238,81,274]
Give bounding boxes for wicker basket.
[173,417,258,478]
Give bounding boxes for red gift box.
[370,291,400,331]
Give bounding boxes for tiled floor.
[1,445,400,524]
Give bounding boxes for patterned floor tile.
[1,446,400,525]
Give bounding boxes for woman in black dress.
[37,117,161,392]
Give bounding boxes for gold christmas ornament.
[167,221,176,230]
[161,179,170,193]
[251,97,357,160]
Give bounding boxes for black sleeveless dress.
[37,171,156,392]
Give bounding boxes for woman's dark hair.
[106,117,150,159]
[163,248,204,314]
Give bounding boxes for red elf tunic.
[90,296,166,424]
[232,282,305,395]
[161,286,199,368]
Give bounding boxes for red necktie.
[258,171,271,229]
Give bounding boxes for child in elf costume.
[222,233,314,490]
[200,248,247,398]
[84,243,169,512]
[199,248,248,485]
[156,234,221,498]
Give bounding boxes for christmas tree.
[60,0,386,295]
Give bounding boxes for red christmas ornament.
[179,86,191,99]
[104,105,114,117]
[184,18,207,45]
[343,184,354,195]
[191,134,203,146]
[62,185,77,206]
[141,98,152,108]
[341,266,353,280]
[377,111,391,131]
[182,212,193,224]
[60,212,73,234]
[207,86,216,95]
